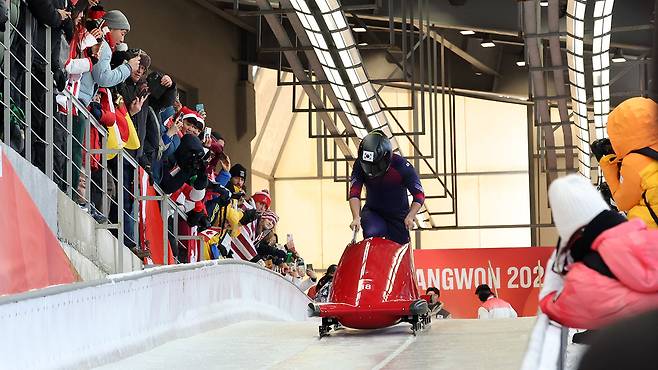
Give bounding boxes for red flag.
[0,148,78,295]
[138,168,175,265]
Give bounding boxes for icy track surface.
[97,317,534,370]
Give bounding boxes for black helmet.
[358,130,392,178]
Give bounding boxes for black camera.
[590,138,615,161]
[146,71,167,100]
[597,182,618,211]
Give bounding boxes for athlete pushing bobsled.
[309,130,430,337]
[349,130,425,243]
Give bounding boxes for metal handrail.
[1,8,193,272]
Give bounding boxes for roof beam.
[427,30,501,77]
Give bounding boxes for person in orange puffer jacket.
[595,97,658,228]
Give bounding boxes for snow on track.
[97,317,534,370]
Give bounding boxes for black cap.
[229,164,247,179]
[174,134,204,165]
[327,264,338,275]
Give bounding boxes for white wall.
[0,260,311,369]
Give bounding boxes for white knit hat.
[548,174,609,242]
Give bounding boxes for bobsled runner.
[308,234,430,337]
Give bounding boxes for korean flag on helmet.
[362,150,375,162]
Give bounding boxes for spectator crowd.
[0,0,320,288]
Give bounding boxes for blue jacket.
[77,40,131,105]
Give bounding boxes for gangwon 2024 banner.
[414,247,553,318]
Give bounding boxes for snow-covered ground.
[97,317,535,370]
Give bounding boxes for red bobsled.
[308,237,430,336]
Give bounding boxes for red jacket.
[171,183,206,214]
[540,219,658,329]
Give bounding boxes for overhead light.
[480,35,495,48]
[516,60,526,67]
[460,30,475,35]
[540,1,549,7]
[611,48,626,63]
[475,71,483,76]
[352,27,366,33]
[358,42,368,46]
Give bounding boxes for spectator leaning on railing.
[229,163,247,196]
[7,0,70,174]
[75,9,139,193]
[0,2,316,268]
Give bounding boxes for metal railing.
[0,3,200,271]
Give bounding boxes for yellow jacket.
[600,97,658,227]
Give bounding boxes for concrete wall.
[2,140,142,281]
[1,142,58,235]
[108,0,257,190]
[57,191,143,278]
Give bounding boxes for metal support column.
[66,98,73,197]
[117,151,125,273]
[2,6,9,145]
[24,15,32,163]
[45,27,54,180]
[527,105,537,246]
[161,196,169,265]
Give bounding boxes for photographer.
[251,230,286,266]
[160,133,210,262]
[592,97,658,228]
[115,48,177,179]
[161,133,208,195]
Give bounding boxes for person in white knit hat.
[547,174,613,273]
[523,173,658,370]
[523,174,626,370]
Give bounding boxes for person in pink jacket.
[475,284,517,319]
[522,174,658,370]
[540,174,658,330]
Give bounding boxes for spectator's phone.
[195,103,205,113]
[287,233,293,243]
[204,127,212,141]
[306,264,314,270]
[202,148,213,163]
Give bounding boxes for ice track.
[97,317,534,370]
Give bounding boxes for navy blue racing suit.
[349,154,425,244]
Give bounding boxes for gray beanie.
[103,10,131,31]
